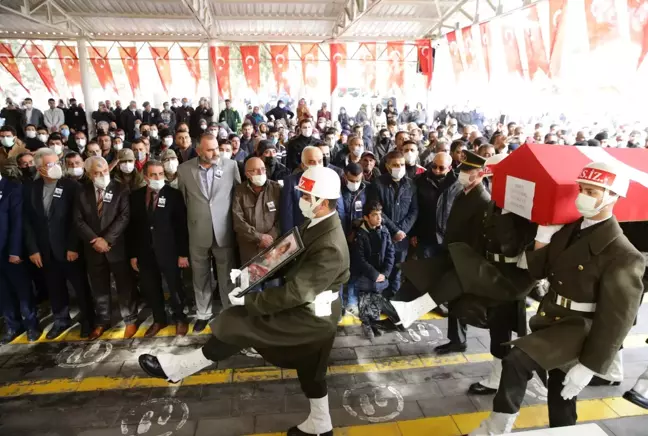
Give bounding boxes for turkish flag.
[500,21,523,77]
[549,0,567,77]
[461,26,477,71]
[26,44,58,95]
[180,46,201,91]
[88,46,117,93]
[386,41,405,90]
[359,43,377,93]
[270,45,290,94]
[446,31,465,80]
[629,1,648,49]
[118,46,140,95]
[479,22,492,82]
[210,46,231,99]
[416,39,433,89]
[56,44,81,89]
[329,43,346,94]
[584,0,620,50]
[300,44,319,88]
[523,5,550,79]
[0,44,29,93]
[639,16,648,68]
[150,46,172,94]
[240,45,261,94]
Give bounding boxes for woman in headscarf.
[296,98,311,121]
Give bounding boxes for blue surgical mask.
[272,137,278,146]
[61,128,70,137]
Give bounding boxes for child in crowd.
[351,200,395,339]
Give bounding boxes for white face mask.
[46,164,63,180]
[77,139,87,147]
[148,178,165,191]
[120,162,135,173]
[164,159,179,174]
[38,134,48,143]
[299,197,323,219]
[251,174,267,187]
[68,167,83,177]
[118,135,125,141]
[163,137,173,146]
[94,174,110,189]
[114,143,123,151]
[1,136,15,147]
[26,130,36,139]
[221,151,232,160]
[352,147,364,157]
[150,130,158,139]
[457,171,473,187]
[346,181,361,192]
[50,145,63,155]
[136,151,146,162]
[575,192,615,218]
[404,151,417,165]
[390,166,406,180]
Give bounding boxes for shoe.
[144,323,167,338]
[434,341,467,355]
[433,304,449,317]
[193,319,209,333]
[139,354,169,379]
[88,326,106,341]
[176,321,188,337]
[27,328,42,342]
[124,323,138,339]
[361,324,374,339]
[623,389,648,409]
[146,348,213,383]
[468,382,497,395]
[346,306,359,318]
[287,395,333,436]
[588,375,621,386]
[46,323,71,340]
[469,357,501,395]
[371,325,383,337]
[79,324,92,339]
[0,329,24,345]
[240,348,262,358]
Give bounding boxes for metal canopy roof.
[0,0,528,43]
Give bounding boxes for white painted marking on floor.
[343,385,405,423]
[56,341,113,368]
[120,398,189,436]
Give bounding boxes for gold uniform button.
[540,311,546,316]
[555,317,561,321]
[578,265,584,271]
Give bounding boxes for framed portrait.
[234,227,305,297]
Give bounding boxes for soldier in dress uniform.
[138,166,349,436]
[467,161,645,435]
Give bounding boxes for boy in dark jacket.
[351,201,395,339]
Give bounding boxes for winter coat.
[351,223,395,293]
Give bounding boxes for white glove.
[229,269,242,285]
[535,224,564,244]
[561,363,595,400]
[228,288,245,306]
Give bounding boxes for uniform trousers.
[0,260,39,331]
[494,347,577,427]
[139,256,186,324]
[87,257,137,326]
[447,314,468,344]
[189,240,236,320]
[487,301,519,359]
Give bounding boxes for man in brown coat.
[469,161,645,435]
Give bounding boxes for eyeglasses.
[430,164,447,171]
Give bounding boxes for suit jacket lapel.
[34,179,46,221]
[190,164,208,200]
[47,180,61,221]
[85,184,100,230]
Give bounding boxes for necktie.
[148,191,157,215]
[97,188,104,217]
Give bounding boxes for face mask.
[457,171,473,187]
[183,102,189,107]
[347,181,361,192]
[68,167,83,177]
[148,178,165,191]
[164,160,179,174]
[120,162,135,173]
[380,137,390,145]
[114,143,123,151]
[200,124,207,130]
[47,164,63,180]
[264,156,276,167]
[301,128,312,138]
[299,197,323,219]
[94,174,110,190]
[50,145,63,155]
[271,137,278,145]
[352,147,364,157]
[77,139,87,147]
[279,103,285,109]
[251,174,267,187]
[109,132,116,138]
[118,135,125,141]
[390,166,406,180]
[163,137,173,147]
[164,105,170,111]
[404,151,417,165]
[1,136,15,147]
[61,129,70,137]
[141,131,150,138]
[37,134,48,143]
[575,192,614,218]
[26,130,36,139]
[22,166,36,179]
[150,130,158,139]
[221,151,232,160]
[136,151,146,162]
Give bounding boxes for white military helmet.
[576,161,629,197]
[295,166,341,199]
[483,153,507,177]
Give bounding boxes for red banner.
[446,31,464,80]
[479,22,492,82]
[118,46,140,95]
[210,46,231,99]
[629,1,648,47]
[523,5,550,79]
[416,39,433,89]
[549,0,567,77]
[88,46,117,93]
[0,44,29,93]
[461,27,476,71]
[359,43,377,93]
[150,46,172,94]
[329,43,346,94]
[584,0,620,50]
[180,46,201,91]
[26,44,58,95]
[501,21,523,77]
[386,41,405,90]
[270,45,290,94]
[639,15,648,68]
[56,45,81,89]
[240,45,261,94]
[300,44,319,88]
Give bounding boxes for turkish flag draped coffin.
[491,144,648,225]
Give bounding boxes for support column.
[208,39,221,118]
[77,38,95,137]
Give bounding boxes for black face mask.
[264,156,276,167]
[323,156,330,167]
[428,172,446,182]
[380,137,390,145]
[22,166,36,179]
[141,131,150,138]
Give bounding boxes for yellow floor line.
[246,396,648,436]
[0,334,646,398]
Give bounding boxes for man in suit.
[22,98,44,130]
[120,101,142,141]
[0,171,41,344]
[64,98,87,135]
[177,133,240,332]
[128,160,190,337]
[74,156,138,340]
[141,102,161,126]
[24,148,95,339]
